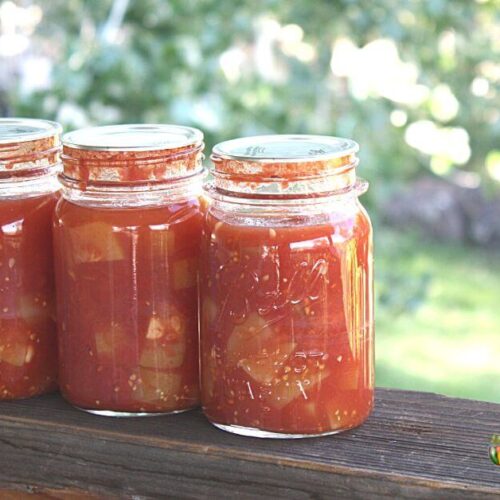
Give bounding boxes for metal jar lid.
[211,134,358,163]
[210,134,360,197]
[0,118,62,145]
[61,124,205,184]
[0,118,62,174]
[62,124,203,152]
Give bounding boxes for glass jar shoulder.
[0,190,59,228]
[204,197,371,247]
[55,195,203,229]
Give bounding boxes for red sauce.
[53,198,202,413]
[61,143,202,186]
[200,208,373,434]
[0,192,59,399]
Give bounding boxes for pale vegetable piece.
[95,322,127,356]
[69,222,124,264]
[141,311,187,369]
[145,312,186,339]
[140,341,186,370]
[226,313,274,366]
[270,367,330,410]
[17,294,52,326]
[0,336,29,367]
[146,316,165,340]
[169,314,185,335]
[173,258,197,289]
[238,342,295,385]
[0,324,33,367]
[137,368,181,402]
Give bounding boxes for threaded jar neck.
[0,118,62,181]
[210,134,360,199]
[60,124,204,190]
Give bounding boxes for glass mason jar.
[200,135,374,438]
[53,124,204,416]
[0,118,61,400]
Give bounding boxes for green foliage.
[10,0,500,206]
[375,226,500,403]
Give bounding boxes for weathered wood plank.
[0,389,498,499]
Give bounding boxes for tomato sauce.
[0,193,59,399]
[0,119,61,400]
[200,135,374,436]
[54,199,202,413]
[54,124,204,414]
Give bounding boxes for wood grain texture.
[0,388,498,499]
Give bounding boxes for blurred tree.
[5,0,500,205]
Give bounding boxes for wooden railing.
[0,388,498,498]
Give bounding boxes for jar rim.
[62,124,203,152]
[61,124,205,185]
[210,134,360,197]
[0,118,62,145]
[211,134,359,163]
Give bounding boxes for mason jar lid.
[63,124,203,152]
[210,134,360,197]
[0,118,62,144]
[61,124,204,185]
[212,134,359,163]
[0,118,62,175]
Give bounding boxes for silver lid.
[63,124,203,152]
[212,134,359,163]
[0,118,62,144]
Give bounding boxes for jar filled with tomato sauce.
[0,118,62,400]
[200,135,374,437]
[54,124,204,416]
